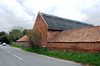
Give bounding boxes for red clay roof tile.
[49,26,100,42]
[17,35,27,42]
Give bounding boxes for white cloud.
[0,0,100,32]
[0,0,33,32]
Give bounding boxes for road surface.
[0,45,84,66]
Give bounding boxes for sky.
[0,0,100,32]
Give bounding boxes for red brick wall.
[34,13,49,47]
[48,42,100,53]
[47,30,60,40]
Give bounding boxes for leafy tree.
[23,29,29,35]
[8,29,23,42]
[27,28,41,48]
[0,34,9,43]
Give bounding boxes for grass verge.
[9,45,100,66]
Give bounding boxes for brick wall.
[34,13,49,47]
[13,42,29,47]
[47,30,60,40]
[48,42,100,53]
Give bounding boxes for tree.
[22,29,29,35]
[8,29,23,42]
[27,28,41,48]
[0,31,6,37]
[0,34,9,43]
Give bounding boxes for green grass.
[9,45,100,66]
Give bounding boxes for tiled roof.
[49,26,100,42]
[40,12,93,30]
[17,35,27,42]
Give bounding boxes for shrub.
[27,28,41,48]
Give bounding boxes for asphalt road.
[0,44,84,66]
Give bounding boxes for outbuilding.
[48,26,100,53]
[14,35,28,47]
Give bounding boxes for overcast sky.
[0,0,100,32]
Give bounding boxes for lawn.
[9,45,100,66]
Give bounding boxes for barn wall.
[47,30,60,40]
[48,42,100,53]
[34,13,49,47]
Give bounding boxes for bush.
[27,28,41,48]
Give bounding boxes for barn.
[33,12,100,53]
